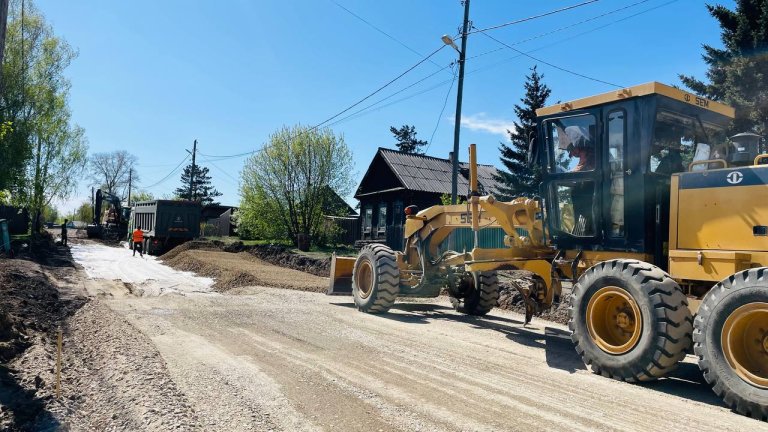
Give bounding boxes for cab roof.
[535,81,735,118]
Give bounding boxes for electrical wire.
[468,0,600,34]
[200,157,240,185]
[473,27,623,87]
[329,0,447,73]
[140,154,190,189]
[327,0,677,127]
[426,66,458,153]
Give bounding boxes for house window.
[363,207,372,235]
[392,201,403,226]
[378,204,387,234]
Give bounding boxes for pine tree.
[390,125,427,154]
[494,66,551,199]
[173,164,222,206]
[680,0,768,134]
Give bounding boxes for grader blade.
[327,254,356,295]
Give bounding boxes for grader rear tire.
[450,271,499,316]
[569,259,692,382]
[694,268,768,421]
[352,244,399,314]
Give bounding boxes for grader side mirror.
[527,131,537,168]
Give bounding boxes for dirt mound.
[496,271,570,325]
[164,249,327,293]
[162,240,332,278]
[0,254,86,430]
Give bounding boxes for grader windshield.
[537,82,735,254]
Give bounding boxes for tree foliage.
[239,125,354,247]
[680,0,768,134]
[0,1,88,231]
[390,124,427,154]
[494,66,551,199]
[88,150,138,199]
[173,164,222,206]
[130,190,154,203]
[73,200,92,223]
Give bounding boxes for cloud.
[459,113,517,139]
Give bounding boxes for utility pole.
[187,139,197,201]
[127,168,132,206]
[450,0,470,204]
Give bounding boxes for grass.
[199,235,357,257]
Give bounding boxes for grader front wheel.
[569,259,692,382]
[694,268,768,420]
[352,244,399,314]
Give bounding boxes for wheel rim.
[356,259,374,299]
[586,286,642,355]
[721,302,768,389]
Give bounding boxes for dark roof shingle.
[378,148,501,195]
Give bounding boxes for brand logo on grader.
[726,171,744,185]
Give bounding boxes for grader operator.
[329,82,767,419]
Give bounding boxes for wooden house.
[355,148,502,250]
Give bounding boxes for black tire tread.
[353,244,399,313]
[453,272,500,316]
[693,268,768,421]
[568,259,693,382]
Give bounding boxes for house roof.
[356,148,501,197]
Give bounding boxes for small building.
[354,148,502,250]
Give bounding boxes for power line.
[200,156,240,185]
[474,27,623,87]
[469,0,600,34]
[313,44,446,129]
[426,66,458,153]
[140,154,189,189]
[200,43,448,160]
[329,0,447,73]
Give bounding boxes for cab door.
[602,108,629,250]
[542,111,603,249]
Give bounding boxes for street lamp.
[445,0,470,205]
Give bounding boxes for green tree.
[0,1,88,231]
[494,66,551,199]
[41,202,58,223]
[173,164,222,206]
[73,200,92,223]
[390,124,427,154]
[680,1,768,134]
[130,190,154,203]
[240,125,354,248]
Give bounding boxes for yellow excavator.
[329,82,767,420]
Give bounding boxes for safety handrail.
[688,159,727,172]
[754,154,768,165]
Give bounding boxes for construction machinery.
[329,82,768,419]
[128,200,201,255]
[86,189,130,239]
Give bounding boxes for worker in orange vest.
[132,225,144,257]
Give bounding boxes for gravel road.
[103,287,765,432]
[65,243,766,431]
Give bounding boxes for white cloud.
[459,113,517,139]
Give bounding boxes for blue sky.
[36,0,730,211]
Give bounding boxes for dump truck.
[86,189,130,239]
[128,200,201,255]
[330,82,767,420]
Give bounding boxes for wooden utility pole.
[188,139,197,201]
[127,168,132,206]
[450,0,470,204]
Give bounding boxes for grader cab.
[329,82,768,420]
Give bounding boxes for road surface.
[72,244,766,431]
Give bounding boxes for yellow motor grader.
[329,82,767,420]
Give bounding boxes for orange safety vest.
[132,229,144,243]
